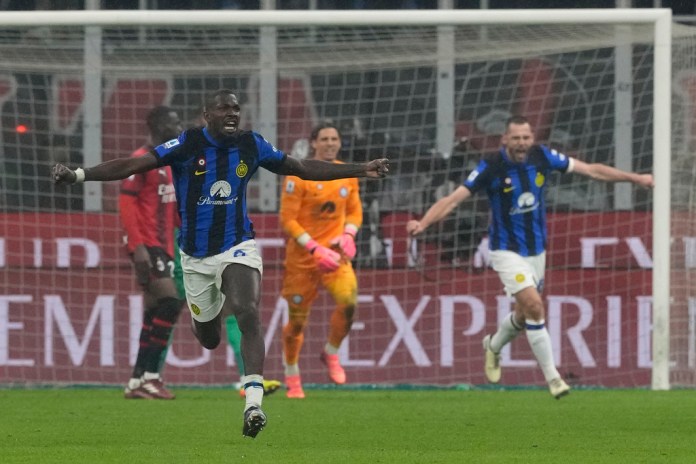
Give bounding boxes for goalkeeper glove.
[331,225,358,260]
[305,239,341,273]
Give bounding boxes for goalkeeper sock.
[284,363,300,376]
[225,315,245,376]
[525,319,560,382]
[323,343,339,355]
[490,313,523,353]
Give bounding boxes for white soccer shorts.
[180,239,263,322]
[489,250,546,296]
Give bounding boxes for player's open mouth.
[224,121,237,131]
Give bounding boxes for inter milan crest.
[236,160,248,178]
[535,172,545,187]
[190,304,201,315]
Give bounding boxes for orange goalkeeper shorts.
[281,258,357,311]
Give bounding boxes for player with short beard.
[407,115,653,399]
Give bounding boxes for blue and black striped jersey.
[463,145,571,257]
[153,127,287,258]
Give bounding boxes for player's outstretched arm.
[52,153,159,185]
[571,159,654,188]
[407,185,472,236]
[277,156,389,180]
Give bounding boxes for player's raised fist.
[365,158,389,179]
[52,164,77,185]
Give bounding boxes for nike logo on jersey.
[503,186,514,192]
[194,170,208,176]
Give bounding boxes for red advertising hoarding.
[0,211,693,388]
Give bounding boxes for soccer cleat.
[239,379,283,398]
[139,378,176,400]
[482,334,501,384]
[124,381,153,399]
[242,406,267,438]
[262,379,282,396]
[320,351,346,384]
[285,374,305,399]
[549,378,571,399]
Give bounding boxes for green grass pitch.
[1,387,695,463]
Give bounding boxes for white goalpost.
[0,8,692,391]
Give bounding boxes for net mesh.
[1,17,695,389]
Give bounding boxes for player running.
[407,115,652,398]
[52,89,389,438]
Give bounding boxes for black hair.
[203,89,236,112]
[505,115,529,130]
[310,120,342,142]
[146,106,175,134]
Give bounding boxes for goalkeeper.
[279,121,363,399]
[407,115,653,399]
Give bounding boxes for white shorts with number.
[489,250,546,296]
[180,239,263,323]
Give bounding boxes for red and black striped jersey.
[119,145,177,258]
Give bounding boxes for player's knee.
[156,297,183,322]
[340,304,355,322]
[522,301,545,321]
[192,321,221,349]
[285,318,307,336]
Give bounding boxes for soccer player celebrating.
[168,110,282,398]
[279,121,362,399]
[171,226,282,398]
[407,115,653,399]
[120,106,184,400]
[52,89,389,438]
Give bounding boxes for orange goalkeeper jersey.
[279,165,362,258]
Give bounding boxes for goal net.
[0,9,694,390]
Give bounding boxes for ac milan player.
[120,106,184,400]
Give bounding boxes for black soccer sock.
[143,297,183,373]
[132,310,155,379]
